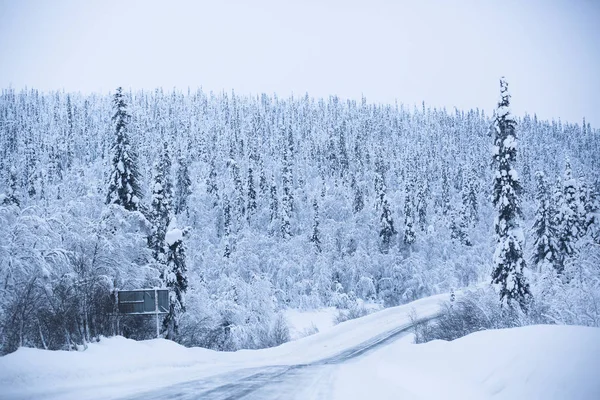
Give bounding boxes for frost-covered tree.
[380,197,396,253]
[490,77,531,310]
[556,161,582,268]
[531,172,560,273]
[462,170,479,226]
[2,167,19,207]
[149,142,173,263]
[174,155,191,215]
[351,174,364,214]
[162,221,189,340]
[223,195,232,258]
[269,174,279,223]
[246,166,257,222]
[416,182,428,231]
[404,180,416,245]
[281,160,293,238]
[449,209,471,246]
[106,87,142,211]
[310,198,321,252]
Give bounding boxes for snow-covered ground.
[1,292,599,400]
[0,294,442,400]
[334,324,600,400]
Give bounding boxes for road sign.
[117,289,169,315]
[116,289,169,338]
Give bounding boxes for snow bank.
[334,324,600,400]
[284,307,337,340]
[0,294,445,400]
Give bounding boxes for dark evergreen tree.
[246,166,257,222]
[206,160,219,208]
[462,169,479,226]
[490,77,531,310]
[310,198,322,252]
[351,174,364,214]
[404,180,416,245]
[269,174,279,223]
[162,224,189,340]
[174,155,191,215]
[449,209,472,246]
[556,161,581,267]
[416,182,427,231]
[531,172,560,273]
[379,197,396,253]
[440,166,450,216]
[223,195,232,258]
[149,142,173,263]
[106,87,142,211]
[2,167,19,207]
[281,156,293,239]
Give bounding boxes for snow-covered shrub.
[412,287,524,343]
[333,298,369,325]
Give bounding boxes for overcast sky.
[1,0,598,125]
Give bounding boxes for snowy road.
[122,320,425,400]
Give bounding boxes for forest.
[1,81,598,355]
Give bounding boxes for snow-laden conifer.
[490,77,531,310]
[531,172,560,273]
[105,87,142,211]
[162,218,189,340]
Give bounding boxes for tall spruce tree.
[2,167,19,207]
[310,198,322,252]
[149,142,173,263]
[174,155,191,215]
[106,87,142,211]
[556,161,581,268]
[490,77,531,310]
[246,166,257,222]
[531,172,560,273]
[162,221,189,340]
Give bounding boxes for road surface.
[122,319,430,400]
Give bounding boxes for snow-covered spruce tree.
[375,168,396,253]
[531,171,560,273]
[269,173,279,223]
[310,198,322,252]
[462,170,479,226]
[174,155,191,215]
[416,181,428,231]
[380,197,396,253]
[351,174,364,214]
[449,208,472,246]
[162,221,189,340]
[490,77,531,310]
[404,180,416,246]
[206,159,219,207]
[246,166,257,222]
[281,153,293,238]
[223,194,232,258]
[556,160,582,271]
[106,87,142,211]
[440,166,451,216]
[2,167,19,207]
[149,142,173,263]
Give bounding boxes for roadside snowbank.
[284,307,337,340]
[334,324,600,400]
[0,293,445,400]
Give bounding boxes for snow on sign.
[117,289,169,315]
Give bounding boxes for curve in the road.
[124,316,436,400]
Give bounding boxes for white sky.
[1,0,599,125]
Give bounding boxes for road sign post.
[116,289,169,338]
